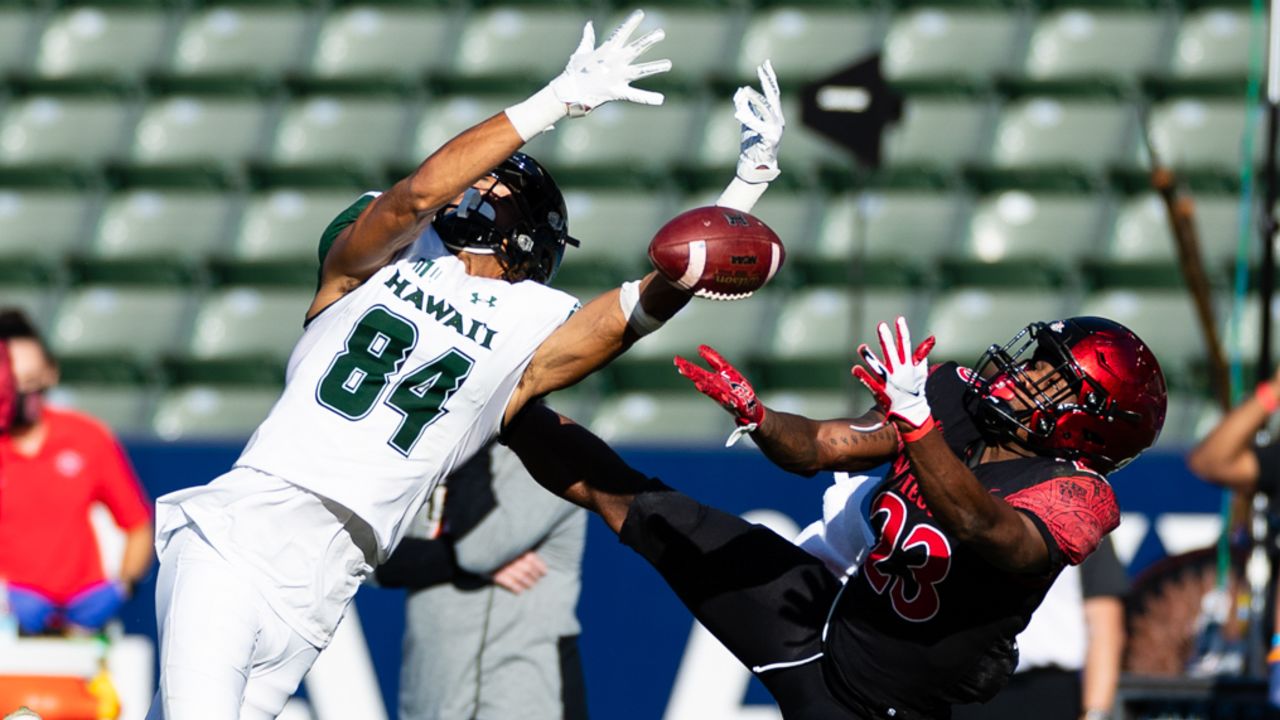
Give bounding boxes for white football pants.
[145,525,319,720]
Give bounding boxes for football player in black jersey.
[503,315,1166,720]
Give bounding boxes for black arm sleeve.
[374,537,458,590]
[1080,535,1128,599]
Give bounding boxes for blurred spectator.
[376,440,587,720]
[0,309,152,635]
[953,536,1128,720]
[1187,367,1280,705]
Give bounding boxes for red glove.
[675,345,764,445]
[0,340,13,435]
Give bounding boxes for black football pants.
[618,482,870,720]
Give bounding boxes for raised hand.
[549,9,672,115]
[732,60,785,184]
[675,345,764,445]
[851,317,936,438]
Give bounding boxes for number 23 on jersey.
[316,305,475,456]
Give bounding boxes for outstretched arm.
[504,404,652,534]
[310,10,671,320]
[505,60,789,421]
[1187,368,1280,492]
[505,272,689,423]
[675,345,899,474]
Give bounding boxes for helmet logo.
[1049,320,1065,333]
[516,234,534,252]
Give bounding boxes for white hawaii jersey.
[235,214,579,560]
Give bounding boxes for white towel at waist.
[793,473,884,583]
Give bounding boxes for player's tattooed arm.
[752,408,899,477]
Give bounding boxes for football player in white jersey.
[145,10,788,719]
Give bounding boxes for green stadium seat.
[883,96,990,168]
[90,189,232,262]
[735,7,878,82]
[131,94,267,165]
[555,100,697,170]
[957,190,1103,267]
[884,8,1022,82]
[1108,192,1243,267]
[1157,392,1211,449]
[34,6,167,78]
[991,97,1130,171]
[0,187,94,265]
[771,288,918,361]
[625,290,777,362]
[0,284,56,329]
[1233,294,1280,363]
[151,384,279,440]
[926,289,1066,365]
[271,95,408,167]
[171,5,310,77]
[699,93,850,173]
[188,286,310,360]
[612,292,778,389]
[311,6,454,78]
[603,7,737,81]
[0,6,34,72]
[681,190,817,260]
[539,379,604,428]
[47,384,151,437]
[0,94,130,165]
[1146,97,1251,173]
[1024,8,1167,81]
[759,389,867,422]
[560,189,668,276]
[233,188,362,262]
[1173,8,1251,79]
[1078,289,1210,374]
[591,391,731,445]
[453,7,590,79]
[814,190,959,271]
[408,94,557,167]
[51,285,190,360]
[1189,399,1224,446]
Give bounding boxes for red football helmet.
[966,316,1167,473]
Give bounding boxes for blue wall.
[115,443,1222,719]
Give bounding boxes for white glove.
[505,9,671,141]
[851,317,936,431]
[733,60,785,184]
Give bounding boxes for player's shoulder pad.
[317,191,383,266]
[1006,466,1118,566]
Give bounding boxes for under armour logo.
[471,293,497,308]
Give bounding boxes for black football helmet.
[432,152,579,284]
[965,316,1167,473]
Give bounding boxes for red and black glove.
[675,345,763,446]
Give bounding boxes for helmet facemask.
[966,320,1157,472]
[431,154,579,285]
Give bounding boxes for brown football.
[647,206,785,301]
